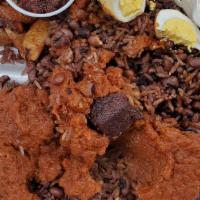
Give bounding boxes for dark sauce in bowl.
[14,0,68,13]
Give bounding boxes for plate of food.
[0,0,200,200]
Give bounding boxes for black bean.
[0,75,10,86]
[119,177,130,195]
[187,57,200,68]
[193,102,200,110]
[162,76,179,88]
[69,21,80,30]
[66,88,72,95]
[76,28,90,38]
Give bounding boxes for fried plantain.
[23,20,49,61]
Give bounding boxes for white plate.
[0,46,28,83]
[174,0,200,27]
[6,0,75,18]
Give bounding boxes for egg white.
[155,9,200,50]
[99,0,146,23]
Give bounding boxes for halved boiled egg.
[155,9,200,50]
[99,0,146,22]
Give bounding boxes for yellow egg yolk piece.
[120,0,143,16]
[162,18,197,48]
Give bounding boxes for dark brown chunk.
[162,76,178,88]
[89,93,143,139]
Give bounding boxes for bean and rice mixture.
[26,0,200,133]
[0,0,200,200]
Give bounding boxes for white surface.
[174,0,200,27]
[0,47,28,83]
[6,0,75,18]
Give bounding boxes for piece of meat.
[89,92,143,140]
[121,116,200,200]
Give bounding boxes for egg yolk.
[120,0,143,16]
[162,18,197,48]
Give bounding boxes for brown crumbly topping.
[0,144,39,200]
[37,145,66,183]
[59,159,101,200]
[121,116,200,200]
[0,86,53,200]
[0,86,53,154]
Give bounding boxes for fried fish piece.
[0,28,12,45]
[23,20,49,61]
[0,4,33,24]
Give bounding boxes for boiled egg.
[155,9,200,50]
[99,0,146,22]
